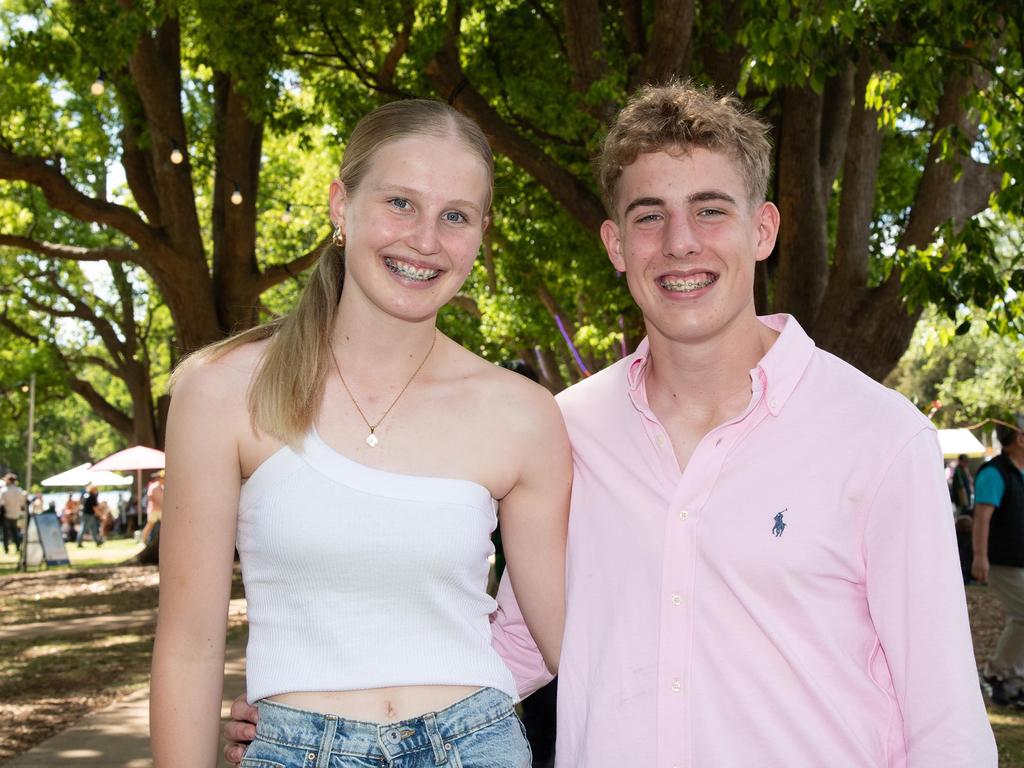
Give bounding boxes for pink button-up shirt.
[492,314,995,767]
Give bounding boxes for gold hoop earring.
[332,225,346,248]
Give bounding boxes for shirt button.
[671,679,681,692]
[678,509,689,520]
[671,593,682,606]
[770,397,779,409]
[656,434,666,446]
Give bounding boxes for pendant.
[365,432,379,448]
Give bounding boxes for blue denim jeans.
[240,688,531,768]
[76,513,103,545]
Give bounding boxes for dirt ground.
[0,568,1021,764]
[0,564,245,763]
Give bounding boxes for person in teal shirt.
[973,416,1024,706]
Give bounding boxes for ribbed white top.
[236,430,517,703]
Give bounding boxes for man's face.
[600,147,778,348]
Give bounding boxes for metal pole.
[18,374,36,572]
[25,374,35,489]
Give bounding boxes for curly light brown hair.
[596,80,772,216]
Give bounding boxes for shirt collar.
[625,314,816,417]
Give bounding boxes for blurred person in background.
[1,474,26,553]
[76,484,104,547]
[973,416,1024,706]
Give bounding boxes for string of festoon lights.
[87,71,312,222]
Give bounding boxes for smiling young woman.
[149,100,571,768]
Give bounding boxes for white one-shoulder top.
[236,430,517,703]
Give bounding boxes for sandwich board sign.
[24,513,70,567]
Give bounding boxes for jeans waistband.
[255,687,514,760]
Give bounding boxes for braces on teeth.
[662,276,717,291]
[385,258,438,281]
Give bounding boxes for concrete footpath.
[1,599,248,642]
[3,604,249,767]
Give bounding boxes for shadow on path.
[3,637,246,767]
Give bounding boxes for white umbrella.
[937,428,988,459]
[40,463,132,487]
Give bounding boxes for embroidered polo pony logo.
[772,509,787,537]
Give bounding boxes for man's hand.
[222,694,258,766]
[971,554,990,584]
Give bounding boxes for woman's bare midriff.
[267,685,483,722]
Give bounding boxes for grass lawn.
[992,709,1024,766]
[0,536,144,576]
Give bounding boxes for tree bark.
[635,0,696,86]
[212,72,264,335]
[773,86,829,334]
[816,67,1002,380]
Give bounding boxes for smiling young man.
[225,84,995,767]
[492,81,996,767]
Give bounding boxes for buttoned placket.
[632,365,772,768]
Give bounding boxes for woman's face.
[330,134,491,324]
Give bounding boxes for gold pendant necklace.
[330,331,437,447]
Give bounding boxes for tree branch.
[377,3,415,91]
[0,233,138,263]
[829,54,882,290]
[115,80,163,224]
[899,67,999,250]
[619,0,645,60]
[37,274,130,371]
[446,294,481,317]
[81,354,123,378]
[637,0,696,86]
[563,0,607,92]
[127,12,205,255]
[108,261,139,351]
[64,368,134,438]
[0,147,160,248]
[699,0,745,91]
[773,85,829,331]
[0,311,40,345]
[819,63,855,196]
[256,236,327,293]
[426,46,607,234]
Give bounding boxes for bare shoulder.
[448,343,566,439]
[169,339,269,424]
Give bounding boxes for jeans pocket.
[446,712,532,768]
[239,738,291,768]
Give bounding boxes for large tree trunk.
[815,68,1001,380]
[773,86,829,335]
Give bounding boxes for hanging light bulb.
[230,184,243,205]
[90,71,106,96]
[169,140,184,165]
[281,204,293,224]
